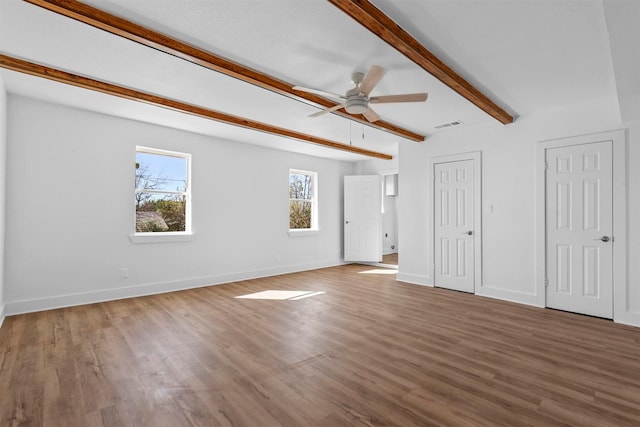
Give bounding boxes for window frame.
[131,146,192,243]
[288,168,318,236]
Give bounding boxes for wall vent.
[434,120,463,129]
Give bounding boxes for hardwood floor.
[1,264,639,426]
[382,253,398,265]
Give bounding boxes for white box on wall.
[385,174,398,196]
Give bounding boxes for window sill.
[130,232,194,244]
[288,229,319,237]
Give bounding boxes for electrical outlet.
[121,268,129,278]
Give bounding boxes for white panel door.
[434,160,475,293]
[344,175,382,262]
[546,141,613,318]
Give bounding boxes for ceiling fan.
[293,65,428,123]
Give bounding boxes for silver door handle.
[462,231,473,235]
[594,236,611,242]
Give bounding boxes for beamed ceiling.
[0,0,632,161]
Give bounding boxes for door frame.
[429,151,482,291]
[379,168,399,257]
[535,130,627,322]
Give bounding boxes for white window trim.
[132,146,192,242]
[288,168,319,235]
[287,229,320,237]
[129,232,194,244]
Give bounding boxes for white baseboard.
[5,259,347,316]
[475,285,542,307]
[396,274,543,308]
[617,310,640,327]
[396,272,433,287]
[0,303,5,329]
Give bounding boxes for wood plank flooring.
[1,264,639,426]
[382,253,398,265]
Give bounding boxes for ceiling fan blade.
[370,93,428,104]
[358,65,387,96]
[363,106,380,123]
[309,103,345,118]
[293,86,345,100]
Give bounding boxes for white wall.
[357,156,399,175]
[398,96,640,326]
[4,96,355,314]
[625,118,640,323]
[0,75,6,326]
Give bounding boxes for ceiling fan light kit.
[345,97,369,114]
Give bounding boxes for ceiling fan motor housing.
[350,72,365,84]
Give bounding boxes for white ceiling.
[0,0,634,162]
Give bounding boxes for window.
[135,147,191,235]
[289,169,317,232]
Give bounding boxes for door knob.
[345,220,349,224]
[462,231,473,235]
[594,236,611,242]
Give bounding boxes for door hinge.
[544,277,549,287]
[544,161,549,171]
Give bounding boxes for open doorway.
[349,169,398,269]
[381,172,398,267]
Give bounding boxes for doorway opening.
[381,172,399,267]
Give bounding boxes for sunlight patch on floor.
[235,290,325,300]
[358,269,398,275]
